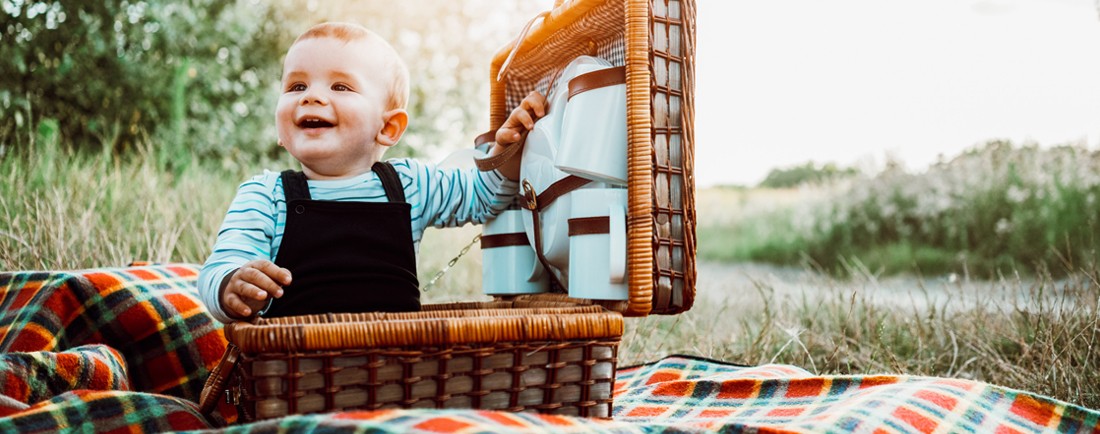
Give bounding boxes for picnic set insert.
[199,0,695,421]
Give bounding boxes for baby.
[199,22,545,323]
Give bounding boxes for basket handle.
[198,342,242,416]
[496,11,550,82]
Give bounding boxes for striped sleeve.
[392,158,519,233]
[198,172,280,323]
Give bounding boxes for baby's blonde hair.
[293,22,410,111]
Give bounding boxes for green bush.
[706,141,1100,277]
[1,1,551,168]
[758,161,859,188]
[0,1,299,166]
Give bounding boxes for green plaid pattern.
[612,355,1100,433]
[0,264,236,428]
[2,266,1098,433]
[0,344,129,406]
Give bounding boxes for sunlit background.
[696,0,1100,186]
[427,0,1100,187]
[7,0,1096,188]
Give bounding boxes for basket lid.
[486,0,697,317]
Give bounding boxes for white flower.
[1006,185,1028,204]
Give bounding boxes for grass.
[2,139,1098,410]
[618,265,1100,409]
[700,141,1100,278]
[0,144,238,270]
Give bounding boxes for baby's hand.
[220,260,291,320]
[496,91,547,146]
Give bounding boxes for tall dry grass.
[0,140,240,270]
[701,141,1100,277]
[619,263,1100,409]
[2,139,1098,410]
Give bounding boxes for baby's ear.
[376,109,408,147]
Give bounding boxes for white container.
[519,56,613,285]
[567,188,628,300]
[482,210,548,295]
[556,64,627,186]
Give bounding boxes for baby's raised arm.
[493,91,547,180]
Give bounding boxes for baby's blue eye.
[333,84,350,91]
[288,83,306,92]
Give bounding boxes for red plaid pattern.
[1,266,1097,433]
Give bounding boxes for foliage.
[0,0,299,168]
[702,140,1100,277]
[758,161,859,188]
[0,1,548,168]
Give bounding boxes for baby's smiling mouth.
[298,117,335,129]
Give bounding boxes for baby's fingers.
[246,260,292,286]
[239,265,286,299]
[496,126,524,146]
[234,281,273,301]
[520,92,547,117]
[223,292,256,318]
[510,109,536,131]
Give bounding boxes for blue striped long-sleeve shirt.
[199,158,518,323]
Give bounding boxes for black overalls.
[262,162,420,317]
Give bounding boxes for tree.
[1,0,550,164]
[759,161,859,188]
[0,0,298,163]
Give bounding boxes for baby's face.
[276,36,393,179]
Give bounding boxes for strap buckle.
[522,179,538,211]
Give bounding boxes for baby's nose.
[299,90,327,105]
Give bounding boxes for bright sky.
[695,0,1100,186]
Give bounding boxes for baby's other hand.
[496,91,547,146]
[220,260,291,320]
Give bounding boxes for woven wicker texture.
[228,305,622,352]
[206,0,695,420]
[224,301,622,421]
[491,0,696,317]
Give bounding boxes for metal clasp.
[522,179,538,211]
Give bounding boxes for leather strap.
[522,176,592,293]
[474,130,497,147]
[525,175,592,212]
[568,216,610,236]
[568,66,626,101]
[480,232,530,249]
[473,131,525,172]
[497,11,551,82]
[525,190,562,292]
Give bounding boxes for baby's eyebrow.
[281,70,310,79]
[327,71,359,82]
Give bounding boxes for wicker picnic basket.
[199,0,695,422]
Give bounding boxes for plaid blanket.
[1,264,1097,433]
[0,265,236,427]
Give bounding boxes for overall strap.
[280,170,311,201]
[371,161,407,204]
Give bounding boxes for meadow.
[700,141,1100,278]
[1,138,1097,409]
